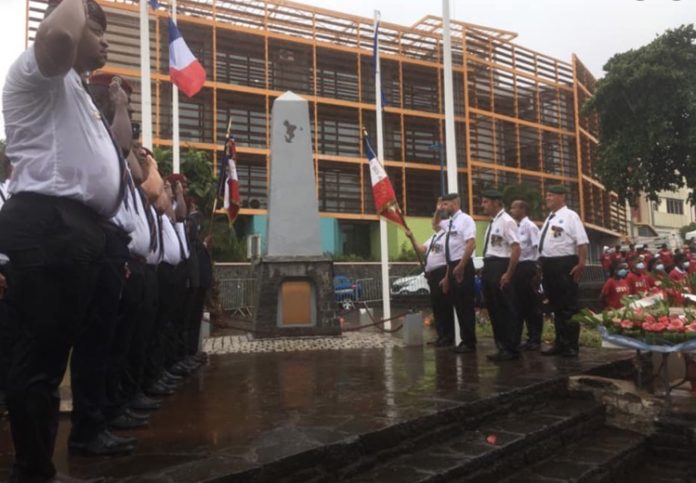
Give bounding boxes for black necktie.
[538,214,556,254]
[445,219,454,264]
[483,222,492,258]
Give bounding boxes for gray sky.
[0,0,692,137]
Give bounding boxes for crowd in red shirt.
[600,242,696,309]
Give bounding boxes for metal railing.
[217,278,257,317]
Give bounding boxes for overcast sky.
[0,0,692,137]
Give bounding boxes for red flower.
[644,315,656,324]
[667,320,685,332]
[620,320,634,329]
[658,316,670,325]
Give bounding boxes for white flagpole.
[171,0,180,174]
[374,10,391,328]
[139,0,153,149]
[442,0,461,345]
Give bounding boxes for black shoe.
[162,370,184,382]
[68,430,135,456]
[435,338,455,348]
[453,342,476,354]
[109,414,149,430]
[519,341,541,352]
[169,363,192,377]
[561,348,579,358]
[541,345,564,356]
[130,393,161,411]
[156,378,178,391]
[124,408,150,422]
[145,383,175,397]
[106,430,137,445]
[486,351,520,362]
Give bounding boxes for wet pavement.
[0,338,634,482]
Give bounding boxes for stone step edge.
[339,401,606,483]
[499,427,646,483]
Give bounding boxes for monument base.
[252,256,341,338]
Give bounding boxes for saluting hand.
[109,77,129,107]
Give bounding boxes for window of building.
[665,198,684,215]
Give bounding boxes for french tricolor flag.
[363,132,404,227]
[168,18,206,98]
[222,135,241,223]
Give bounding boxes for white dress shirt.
[440,210,476,263]
[161,215,183,266]
[424,230,447,273]
[517,216,540,262]
[125,189,152,259]
[3,46,121,217]
[0,179,9,210]
[146,206,162,265]
[483,209,519,258]
[539,205,589,258]
[174,222,190,259]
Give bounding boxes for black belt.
[540,255,578,262]
[484,256,510,262]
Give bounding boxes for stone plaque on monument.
[252,91,340,337]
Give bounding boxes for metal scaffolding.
[26,0,627,235]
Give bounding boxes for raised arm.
[35,0,88,77]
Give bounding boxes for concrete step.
[340,396,607,483]
[500,426,645,483]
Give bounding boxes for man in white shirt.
[440,193,477,353]
[510,199,543,351]
[0,0,126,480]
[480,190,520,361]
[406,199,454,347]
[538,185,589,357]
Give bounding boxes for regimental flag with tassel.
[363,131,404,227]
[220,134,241,224]
[167,18,206,97]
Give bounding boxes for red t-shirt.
[601,254,612,271]
[659,250,674,267]
[669,268,687,284]
[689,262,696,275]
[625,272,654,294]
[601,278,632,309]
[610,252,624,267]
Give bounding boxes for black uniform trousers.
[70,224,130,441]
[426,265,454,342]
[0,263,14,400]
[136,264,160,393]
[447,258,477,348]
[482,257,520,354]
[513,260,543,346]
[0,193,106,483]
[540,255,581,351]
[185,244,213,356]
[102,258,146,420]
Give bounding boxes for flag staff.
[171,0,180,174]
[374,10,391,326]
[139,0,153,149]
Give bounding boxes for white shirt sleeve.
[503,218,520,245]
[5,46,58,93]
[571,213,590,245]
[461,215,476,241]
[529,222,540,248]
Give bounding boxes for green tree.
[153,146,246,262]
[502,183,544,220]
[680,222,696,241]
[583,25,696,204]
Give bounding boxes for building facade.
[26,0,627,259]
[630,187,696,249]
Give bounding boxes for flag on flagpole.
[148,0,159,9]
[167,18,206,98]
[372,16,388,108]
[363,132,404,227]
[219,135,241,224]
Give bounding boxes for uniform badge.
[551,226,564,238]
[491,234,503,247]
